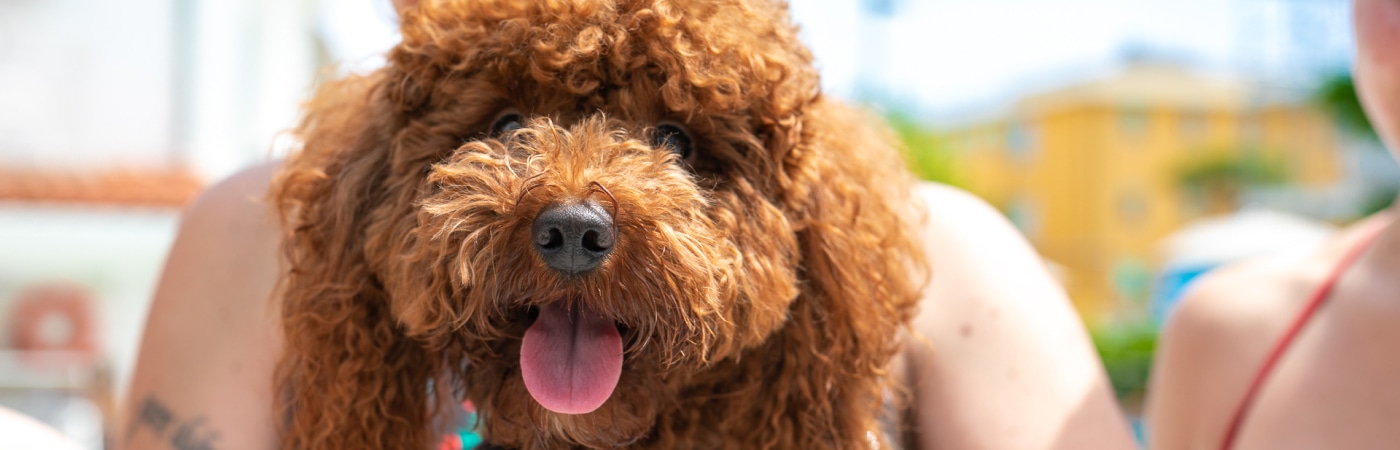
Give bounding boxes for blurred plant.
[1314,73,1376,139]
[1315,74,1395,220]
[1091,319,1159,407]
[1360,186,1399,217]
[887,112,962,187]
[1175,150,1290,214]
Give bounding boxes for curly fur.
[270,0,929,448]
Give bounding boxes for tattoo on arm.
[139,396,175,434]
[171,416,221,450]
[129,395,222,450]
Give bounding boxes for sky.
[786,0,1355,122]
[0,0,1357,174]
[319,0,1356,122]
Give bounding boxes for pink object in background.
[6,284,98,366]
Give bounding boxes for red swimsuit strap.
[1218,225,1387,450]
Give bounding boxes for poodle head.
[277,0,921,447]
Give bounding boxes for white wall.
[0,0,394,415]
[0,0,330,179]
[185,0,322,181]
[0,0,176,169]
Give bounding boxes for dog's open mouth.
[519,301,623,415]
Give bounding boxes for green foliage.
[1091,319,1159,400]
[1314,73,1377,139]
[887,113,961,186]
[1360,186,1399,217]
[1175,151,1290,190]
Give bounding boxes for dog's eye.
[491,113,523,137]
[651,123,693,159]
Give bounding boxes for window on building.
[1006,119,1038,161]
[1117,191,1148,225]
[1239,115,1264,144]
[1179,112,1208,141]
[1119,108,1150,139]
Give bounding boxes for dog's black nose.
[532,201,615,276]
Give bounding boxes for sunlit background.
[0,0,1391,447]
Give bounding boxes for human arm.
[903,183,1136,449]
[119,163,284,450]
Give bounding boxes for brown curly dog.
[270,0,928,448]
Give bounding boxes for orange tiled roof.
[0,168,205,207]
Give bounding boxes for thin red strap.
[1218,229,1383,450]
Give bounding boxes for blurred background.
[0,0,1391,447]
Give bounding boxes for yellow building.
[947,63,1341,322]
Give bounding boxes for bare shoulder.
[184,162,282,230]
[909,182,1099,353]
[1161,255,1307,352]
[1145,241,1323,448]
[903,182,1135,449]
[913,182,1030,252]
[121,162,284,450]
[1160,213,1389,344]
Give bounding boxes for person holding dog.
[121,0,1135,448]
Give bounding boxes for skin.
[119,165,1133,450]
[1146,0,1400,448]
[902,183,1135,449]
[121,163,284,450]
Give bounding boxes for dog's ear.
[270,73,448,450]
[769,98,931,446]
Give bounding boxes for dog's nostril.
[531,201,616,276]
[581,230,611,253]
[538,228,564,250]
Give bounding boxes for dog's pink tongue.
[520,303,622,415]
